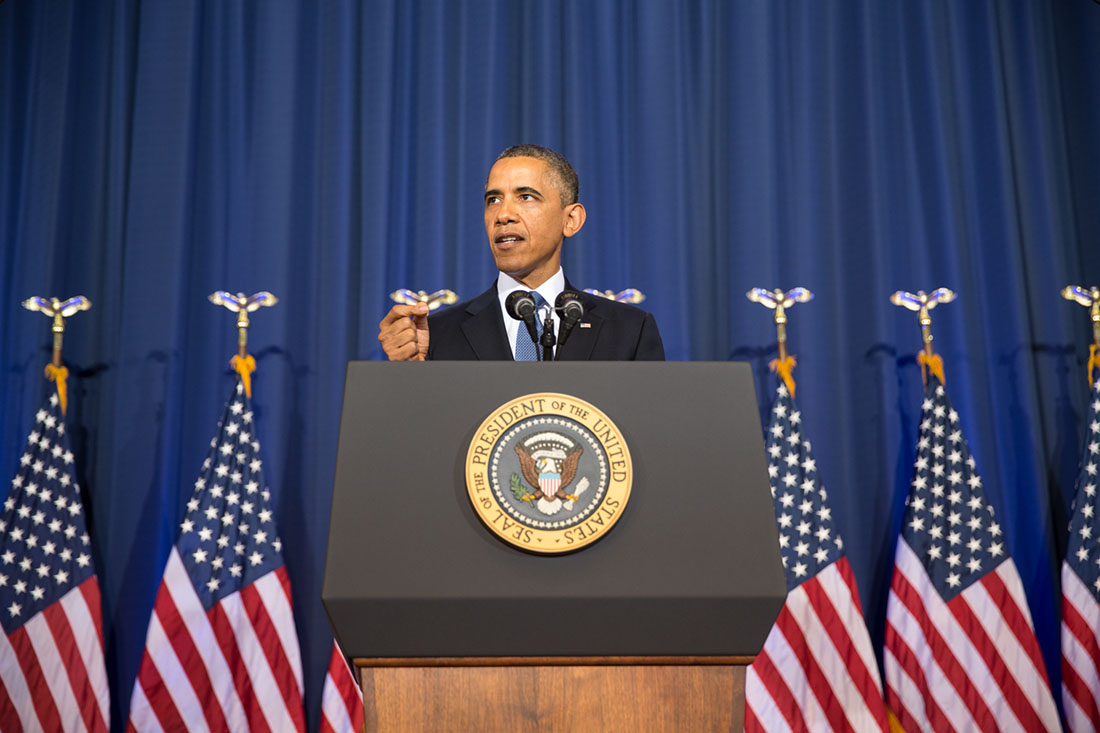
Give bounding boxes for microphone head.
[505,290,537,321]
[555,290,585,320]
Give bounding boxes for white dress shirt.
[496,268,565,359]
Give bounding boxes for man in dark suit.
[377,145,664,361]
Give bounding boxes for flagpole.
[1058,284,1100,729]
[883,286,1061,731]
[889,288,956,386]
[4,295,109,730]
[746,287,813,396]
[208,290,278,397]
[131,289,309,732]
[1061,284,1100,386]
[743,285,890,731]
[21,295,92,414]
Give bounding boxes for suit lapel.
[460,285,513,360]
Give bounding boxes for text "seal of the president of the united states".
[465,393,632,553]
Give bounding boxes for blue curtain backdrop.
[3,0,1100,728]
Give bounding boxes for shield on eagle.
[538,460,561,498]
[515,432,583,514]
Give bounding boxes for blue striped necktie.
[514,291,547,361]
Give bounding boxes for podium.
[323,362,785,731]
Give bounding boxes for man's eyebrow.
[484,186,544,200]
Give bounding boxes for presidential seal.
[465,393,632,554]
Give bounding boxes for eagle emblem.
[466,393,633,553]
[513,432,590,515]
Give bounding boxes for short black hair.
[495,144,579,206]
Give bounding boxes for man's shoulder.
[426,283,507,360]
[577,290,664,360]
[428,285,497,327]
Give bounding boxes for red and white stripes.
[746,557,888,732]
[1062,562,1100,731]
[0,577,109,733]
[321,639,364,733]
[885,540,1059,732]
[127,548,305,732]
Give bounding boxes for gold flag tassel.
[45,363,69,414]
[1061,285,1100,387]
[208,291,278,398]
[772,354,797,397]
[916,351,945,388]
[746,287,814,397]
[22,296,92,414]
[890,288,957,388]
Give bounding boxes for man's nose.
[495,198,518,223]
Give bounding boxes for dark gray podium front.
[323,361,785,730]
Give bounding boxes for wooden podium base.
[354,656,752,732]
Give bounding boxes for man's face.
[484,156,584,288]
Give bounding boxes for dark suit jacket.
[427,280,665,360]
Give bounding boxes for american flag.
[884,375,1060,732]
[320,639,364,733]
[128,378,307,731]
[0,387,109,732]
[745,383,888,732]
[1062,376,1100,730]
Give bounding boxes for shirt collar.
[496,268,566,310]
[497,269,565,358]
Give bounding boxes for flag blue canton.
[176,380,284,609]
[899,376,1005,602]
[1065,379,1100,601]
[0,390,94,633]
[765,384,843,590]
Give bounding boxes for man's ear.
[562,203,586,239]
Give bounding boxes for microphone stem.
[540,306,555,361]
[541,321,554,361]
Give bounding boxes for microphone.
[554,290,585,358]
[505,290,541,356]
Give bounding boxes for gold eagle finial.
[890,288,956,386]
[22,295,92,413]
[208,291,278,398]
[747,287,814,396]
